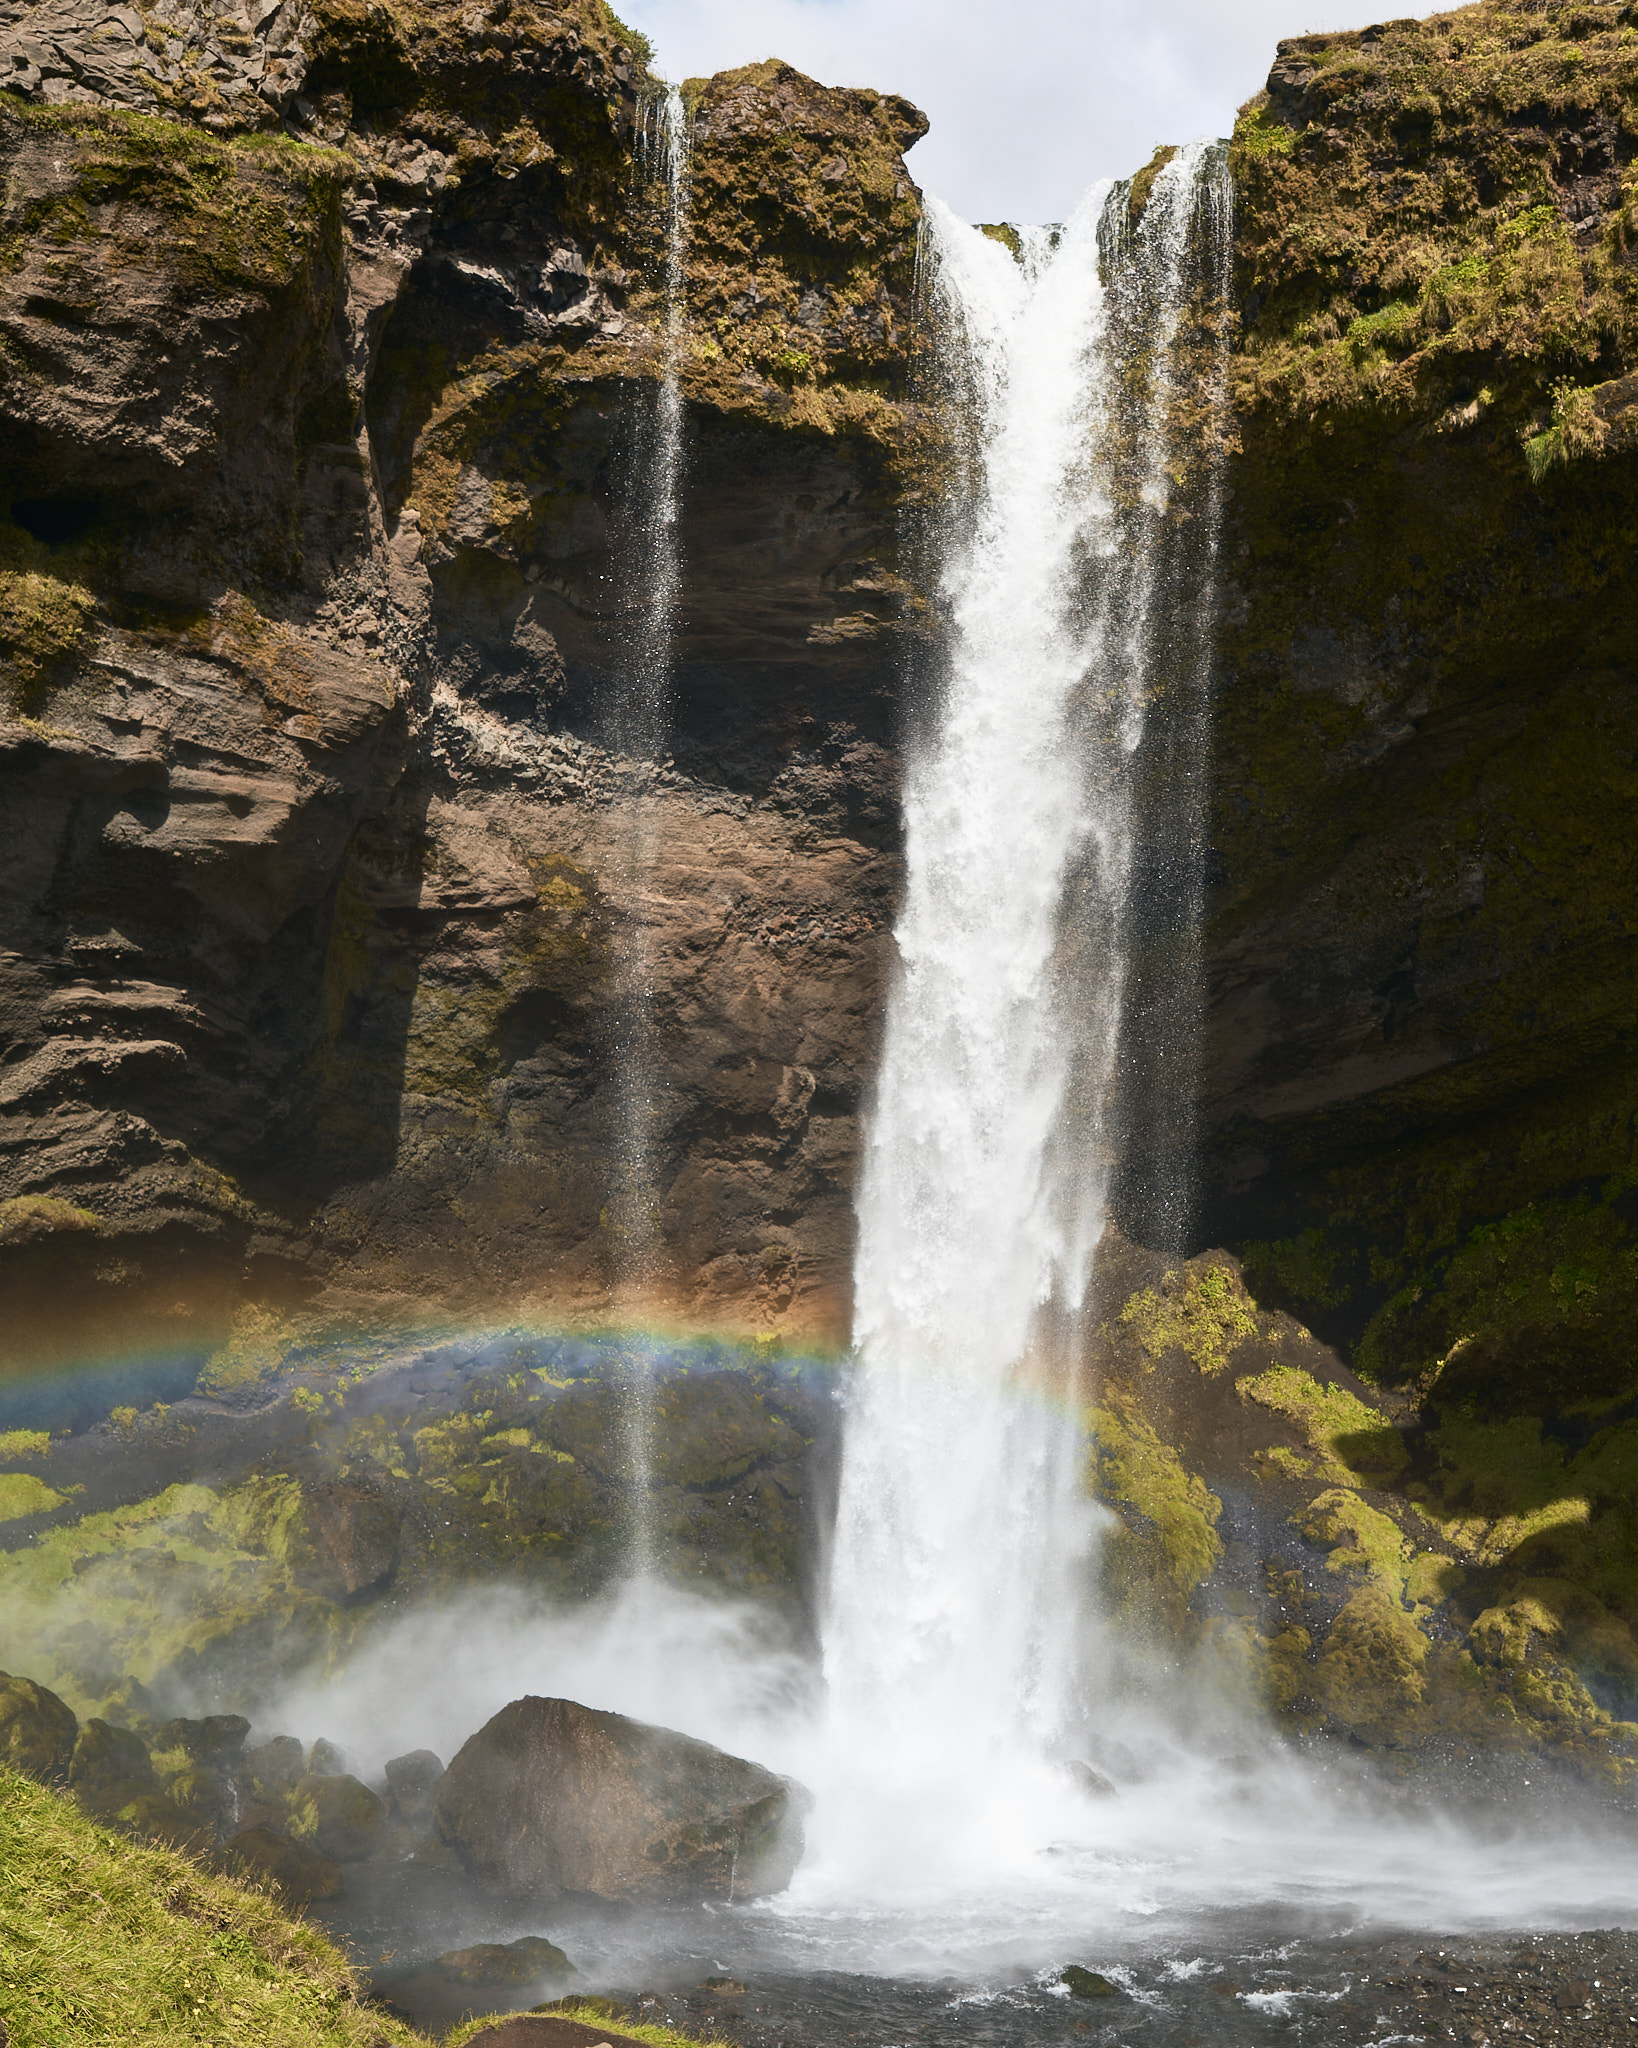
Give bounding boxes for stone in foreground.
[435,1696,804,1903]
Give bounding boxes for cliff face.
[1209,0,1638,1414]
[0,3,927,1368]
[8,0,1638,1777]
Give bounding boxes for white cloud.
[619,0,1441,222]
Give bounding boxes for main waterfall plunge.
[815,147,1227,1894]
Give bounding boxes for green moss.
[1,101,349,300]
[197,1305,295,1399]
[1237,1364,1409,1482]
[1311,1583,1430,1733]
[1117,1260,1259,1376]
[1126,144,1179,224]
[0,567,95,713]
[1229,4,1638,449]
[449,2003,724,2048]
[0,1480,348,1721]
[1089,1392,1222,1628]
[0,1473,67,1523]
[0,1767,419,2046]
[1240,1226,1350,1311]
[0,1431,50,1463]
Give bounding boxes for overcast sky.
[620,0,1440,222]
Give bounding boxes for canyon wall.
[6,0,1638,1768]
[0,0,926,1364]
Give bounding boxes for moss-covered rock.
[0,1671,76,1781]
[286,1771,386,1860]
[1205,0,1638,1452]
[1089,1230,1638,1777]
[0,1343,832,1722]
[67,1717,155,1813]
[223,1821,346,1903]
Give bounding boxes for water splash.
[809,144,1233,1897]
[607,83,693,1570]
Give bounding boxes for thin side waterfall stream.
[609,82,691,1573]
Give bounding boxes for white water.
[805,144,1226,1905]
[609,82,692,1567]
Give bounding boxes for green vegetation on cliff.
[1091,1240,1638,1775]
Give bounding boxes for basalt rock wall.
[0,2,926,1368]
[1206,0,1638,1419]
[5,0,1638,1463]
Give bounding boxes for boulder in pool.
[434,1695,803,1903]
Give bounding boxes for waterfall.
[809,143,1233,1891]
[607,82,691,1573]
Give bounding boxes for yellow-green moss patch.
[1237,1363,1409,1482]
[1117,1260,1259,1376]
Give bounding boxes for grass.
[0,1767,420,2047]
[0,1774,752,2048]
[448,1999,733,2048]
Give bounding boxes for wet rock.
[433,1935,575,1990]
[385,1748,444,1822]
[305,1737,349,1775]
[0,1671,76,1780]
[151,1714,250,1767]
[166,1766,232,1832]
[223,1822,344,1902]
[1061,1967,1121,1998]
[233,1734,306,1829]
[240,1734,304,1794]
[1065,1760,1116,1798]
[292,1480,400,1600]
[458,2019,651,2048]
[67,1717,154,1811]
[286,1771,385,1860]
[435,1696,804,1903]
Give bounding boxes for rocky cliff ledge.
[0,0,927,1366]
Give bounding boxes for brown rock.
[433,1936,574,1990]
[67,1717,154,1812]
[460,2020,652,2048]
[434,1696,803,1904]
[384,1748,445,1822]
[293,1479,400,1599]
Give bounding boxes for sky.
[620,0,1443,223]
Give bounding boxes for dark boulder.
[434,1696,803,1903]
[151,1714,250,1767]
[67,1718,154,1811]
[434,1935,575,1990]
[0,1672,76,1781]
[385,1747,445,1822]
[223,1823,344,1902]
[286,1771,386,1860]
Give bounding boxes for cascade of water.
[808,143,1233,1894]
[607,82,691,1574]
